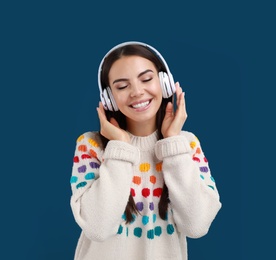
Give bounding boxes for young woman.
[70,42,222,260]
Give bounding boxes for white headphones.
[98,41,176,111]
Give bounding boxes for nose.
[130,82,144,97]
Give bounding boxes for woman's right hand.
[96,102,130,143]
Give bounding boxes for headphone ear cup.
[101,88,112,111]
[102,87,119,111]
[159,71,175,98]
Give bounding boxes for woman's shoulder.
[74,131,104,161]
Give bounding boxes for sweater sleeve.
[155,131,222,238]
[70,132,140,242]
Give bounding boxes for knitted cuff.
[104,140,140,165]
[155,135,191,160]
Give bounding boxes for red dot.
[142,188,150,198]
[153,188,163,197]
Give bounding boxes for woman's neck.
[126,118,157,137]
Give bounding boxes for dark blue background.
[1,1,275,259]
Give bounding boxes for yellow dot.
[190,141,196,149]
[77,135,84,142]
[88,138,99,147]
[139,163,150,172]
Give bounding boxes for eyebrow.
[112,69,154,85]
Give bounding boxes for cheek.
[154,82,163,100]
[113,92,127,108]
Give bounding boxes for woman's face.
[108,55,163,130]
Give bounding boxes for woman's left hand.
[161,82,187,138]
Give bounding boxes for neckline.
[127,130,158,151]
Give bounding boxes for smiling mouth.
[131,100,151,109]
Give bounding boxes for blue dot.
[154,226,162,236]
[134,227,142,238]
[142,216,149,225]
[167,224,175,235]
[130,214,136,224]
[85,172,95,180]
[200,174,204,180]
[208,185,215,190]
[117,225,123,234]
[153,214,157,223]
[210,176,215,182]
[70,176,78,183]
[76,181,87,189]
[147,229,154,239]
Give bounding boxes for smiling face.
[108,55,163,135]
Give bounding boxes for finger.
[175,92,187,123]
[110,117,120,128]
[175,82,183,107]
[164,101,174,118]
[96,102,107,122]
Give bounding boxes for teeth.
[132,101,150,108]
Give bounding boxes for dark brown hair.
[99,44,172,223]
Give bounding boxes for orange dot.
[89,149,98,158]
[133,176,141,185]
[78,144,87,152]
[150,175,156,184]
[196,147,201,154]
[156,162,162,172]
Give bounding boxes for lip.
[129,99,152,111]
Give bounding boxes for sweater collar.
[127,130,158,151]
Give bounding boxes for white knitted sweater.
[70,130,221,260]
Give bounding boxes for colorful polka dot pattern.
[71,132,217,241]
[71,135,100,190]
[191,137,216,190]
[114,153,179,240]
